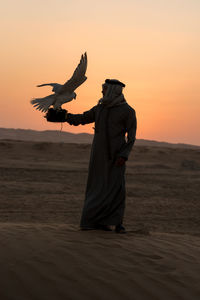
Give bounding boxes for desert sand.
[0,139,200,300]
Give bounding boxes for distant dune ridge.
[0,127,93,144]
[0,127,199,148]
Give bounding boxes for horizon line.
[0,126,200,147]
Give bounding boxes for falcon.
[30,52,87,112]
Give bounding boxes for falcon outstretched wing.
[37,83,57,87]
[36,83,62,93]
[58,52,87,94]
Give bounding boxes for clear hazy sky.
[0,0,200,145]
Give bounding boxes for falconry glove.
[45,108,67,122]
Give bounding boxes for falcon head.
[73,92,77,100]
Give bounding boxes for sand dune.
[0,140,200,299]
[0,224,200,300]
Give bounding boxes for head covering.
[98,79,126,107]
[105,79,125,87]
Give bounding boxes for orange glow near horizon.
[0,0,200,145]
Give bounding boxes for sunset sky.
[0,0,200,145]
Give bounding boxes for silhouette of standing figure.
[47,79,137,233]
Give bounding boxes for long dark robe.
[66,102,137,227]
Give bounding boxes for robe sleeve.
[66,106,96,126]
[118,108,137,161]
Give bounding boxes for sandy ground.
[0,140,200,299]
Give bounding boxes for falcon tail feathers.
[30,94,55,112]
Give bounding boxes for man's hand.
[45,108,67,122]
[115,157,126,166]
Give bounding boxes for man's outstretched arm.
[46,106,97,126]
[66,106,96,126]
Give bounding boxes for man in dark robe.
[47,79,137,233]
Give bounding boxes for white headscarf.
[98,82,126,107]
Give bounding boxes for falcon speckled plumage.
[30,52,87,112]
